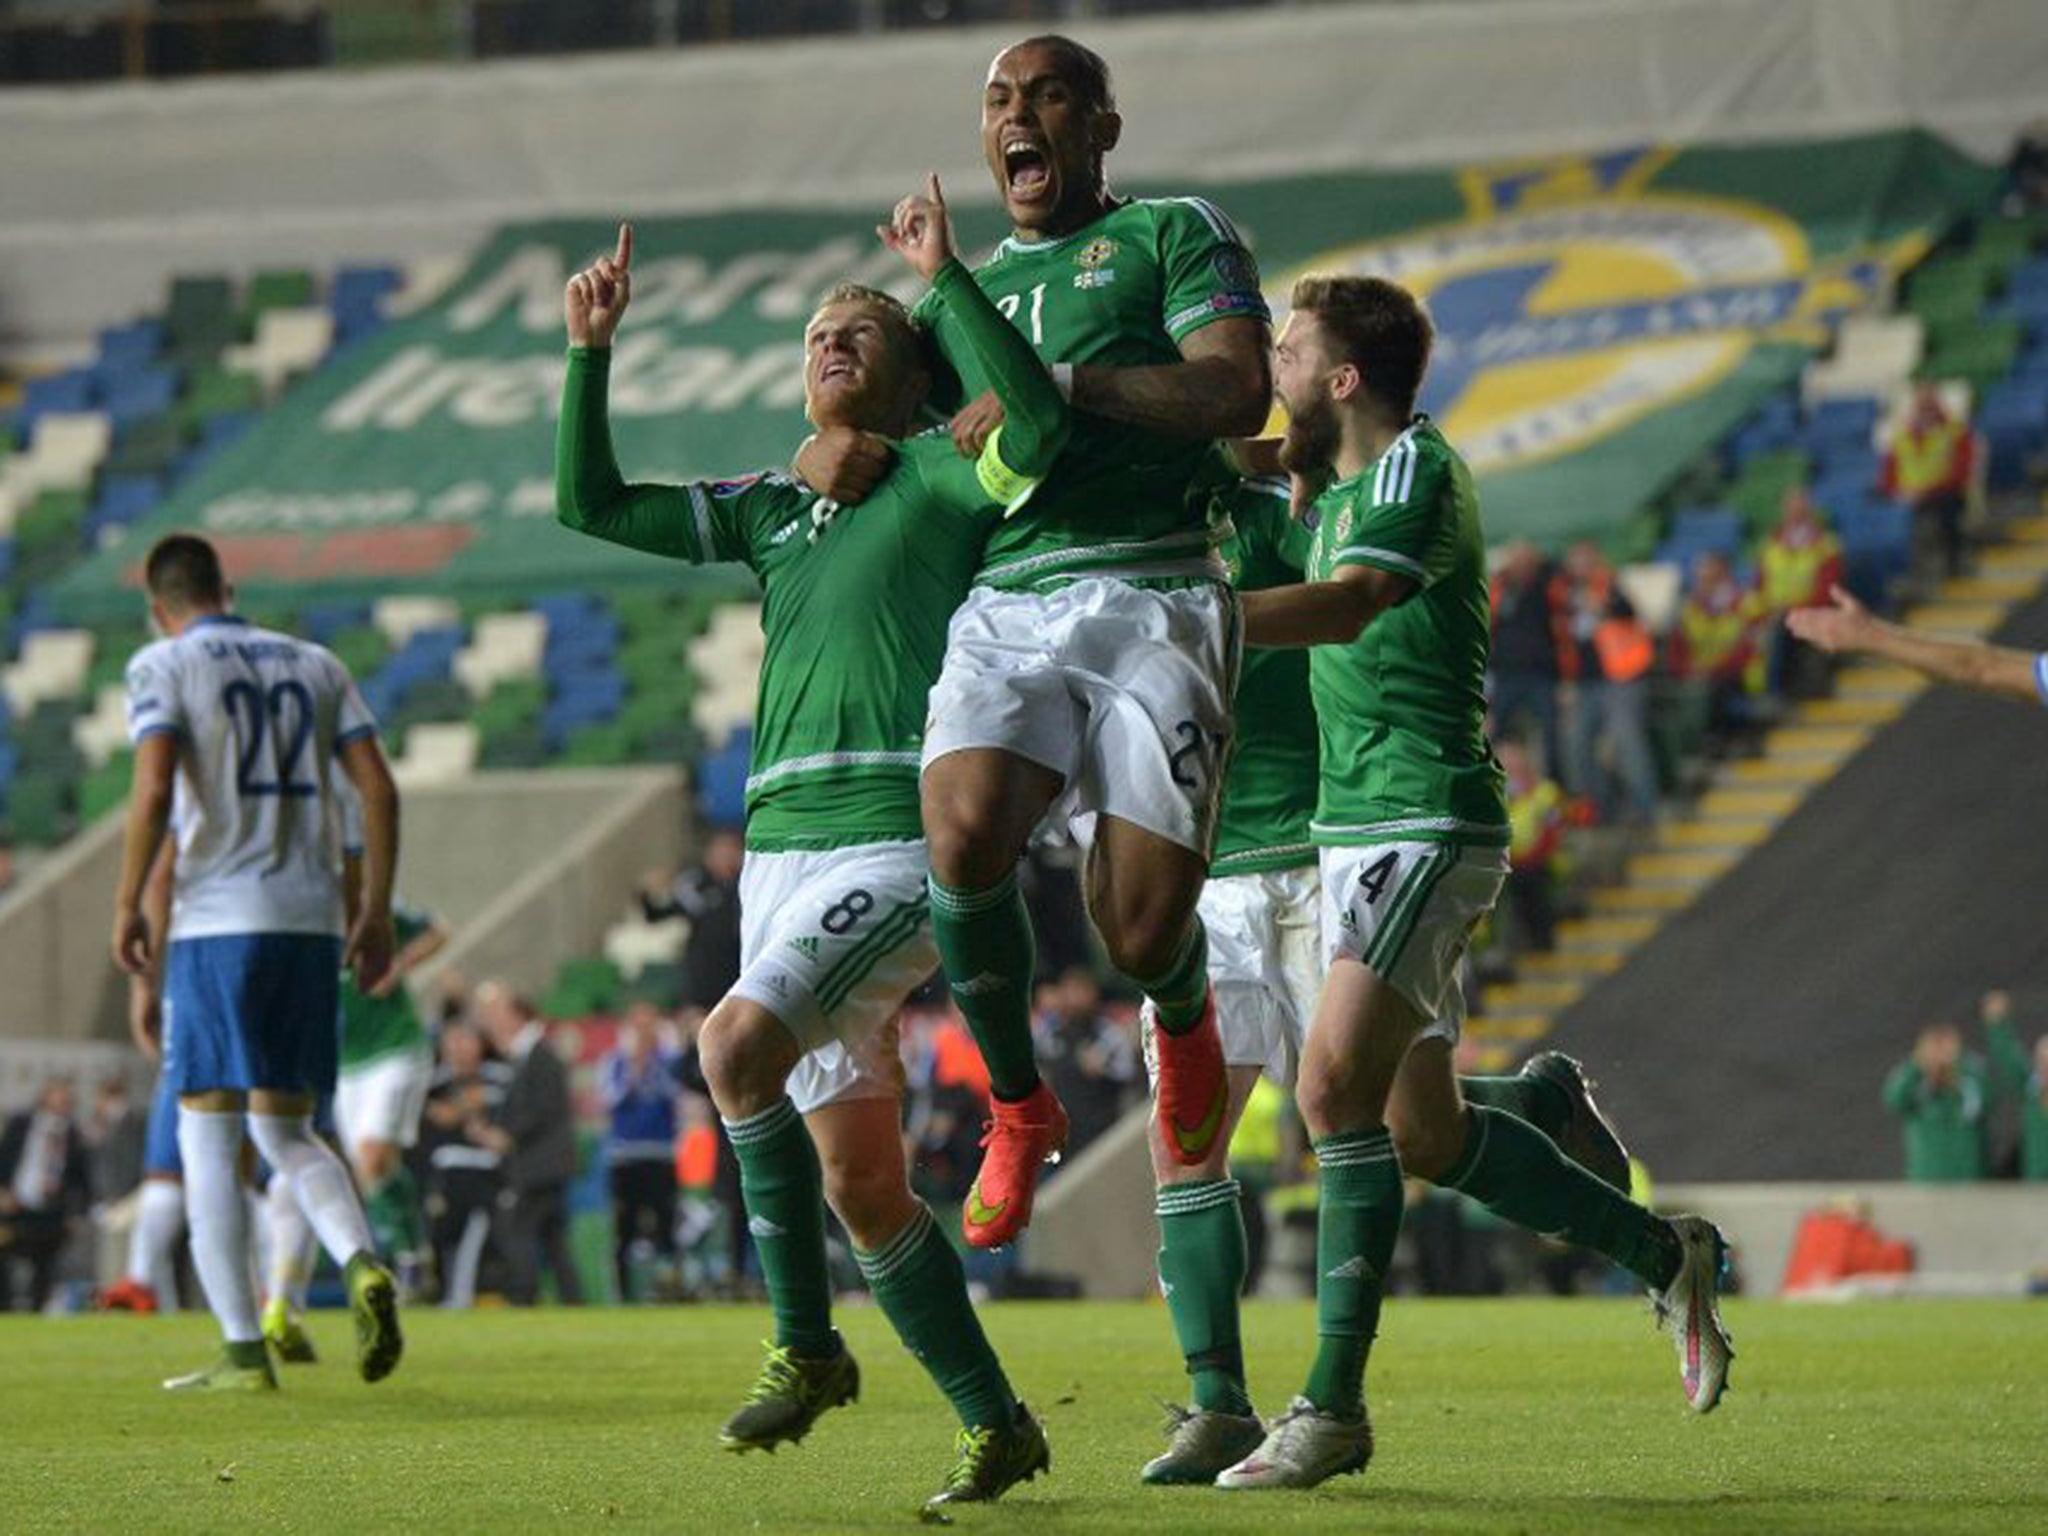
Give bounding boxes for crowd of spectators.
[1885,990,2048,1182]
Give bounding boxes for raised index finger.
[925,171,943,207]
[616,222,634,270]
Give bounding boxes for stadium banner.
[52,130,1995,617]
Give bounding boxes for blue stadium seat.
[96,319,164,375]
[697,728,751,826]
[299,603,372,645]
[83,474,167,542]
[19,368,96,429]
[1669,507,1744,556]
[101,367,180,431]
[331,265,402,345]
[0,743,17,799]
[0,537,13,584]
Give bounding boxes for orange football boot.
[961,1082,1069,1250]
[1153,991,1227,1166]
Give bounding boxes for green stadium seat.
[177,364,263,434]
[559,721,638,767]
[632,725,702,766]
[1968,218,2038,273]
[542,955,623,1018]
[1728,447,1812,534]
[477,723,547,770]
[627,961,685,1009]
[473,679,545,736]
[400,677,473,723]
[80,752,133,824]
[328,624,391,681]
[106,418,187,477]
[16,489,87,560]
[4,775,74,848]
[244,269,316,328]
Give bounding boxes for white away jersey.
[124,615,376,940]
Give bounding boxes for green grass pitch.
[4,1298,2043,1533]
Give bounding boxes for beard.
[1277,393,1340,477]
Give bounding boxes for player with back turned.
[111,534,403,1392]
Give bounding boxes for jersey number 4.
[222,680,318,797]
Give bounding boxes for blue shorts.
[164,933,344,1096]
[143,1074,182,1178]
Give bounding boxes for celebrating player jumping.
[799,34,1272,1252]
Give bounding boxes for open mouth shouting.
[1002,136,1055,205]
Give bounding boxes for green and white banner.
[53,130,1995,617]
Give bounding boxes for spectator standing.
[1500,739,1566,953]
[1881,383,1976,577]
[1977,990,2047,1179]
[1035,968,1138,1157]
[1559,541,1659,825]
[0,1079,93,1310]
[602,1001,688,1301]
[1882,1023,1990,1181]
[1758,488,1843,699]
[87,1077,146,1209]
[1489,541,1566,780]
[419,1020,513,1308]
[473,984,583,1305]
[640,829,744,1012]
[1670,551,1766,751]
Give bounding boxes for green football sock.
[724,1099,836,1355]
[1156,1178,1252,1416]
[856,1203,1017,1431]
[1457,1073,1569,1142]
[1134,919,1210,1036]
[1303,1129,1402,1420]
[928,871,1041,1101]
[1442,1106,1681,1289]
[364,1163,424,1259]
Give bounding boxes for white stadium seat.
[689,602,764,740]
[1802,315,1924,406]
[391,721,480,788]
[2,628,95,715]
[372,595,461,647]
[71,683,131,769]
[453,611,548,698]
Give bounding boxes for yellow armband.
[975,426,1040,517]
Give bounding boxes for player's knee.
[1389,1112,1464,1183]
[819,1153,914,1251]
[1103,912,1186,984]
[1294,1060,1368,1142]
[696,1006,787,1119]
[922,800,1016,889]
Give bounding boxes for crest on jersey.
[1074,236,1118,290]
[1333,504,1355,546]
[1275,148,1892,476]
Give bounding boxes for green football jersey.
[912,197,1268,591]
[339,902,434,1069]
[1213,476,1318,876]
[1305,418,1508,848]
[559,350,1023,851]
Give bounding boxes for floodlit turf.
[4,1298,2043,1533]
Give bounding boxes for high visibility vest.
[1891,419,1967,496]
[1760,530,1841,611]
[1680,594,1753,674]
[1508,778,1565,865]
[1594,617,1654,681]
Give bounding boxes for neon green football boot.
[164,1341,279,1393]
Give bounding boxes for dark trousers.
[1919,490,1967,575]
[496,1183,583,1306]
[609,1156,678,1300]
[0,1213,65,1311]
[1505,866,1558,952]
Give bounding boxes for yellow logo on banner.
[1276,148,1907,475]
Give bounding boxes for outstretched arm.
[555,223,719,558]
[881,174,1069,489]
[1787,585,2044,705]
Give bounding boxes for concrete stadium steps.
[1469,518,2048,1074]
